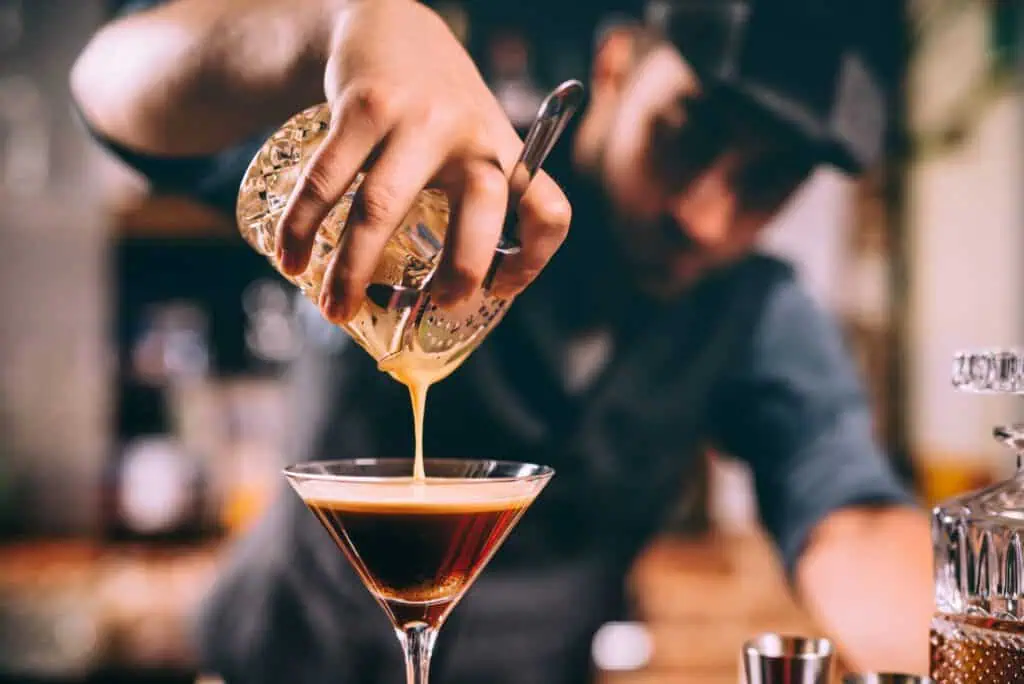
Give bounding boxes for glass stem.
[398,623,437,684]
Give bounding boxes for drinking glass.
[283,458,553,684]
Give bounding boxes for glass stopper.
[952,349,1024,394]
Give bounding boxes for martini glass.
[283,458,554,684]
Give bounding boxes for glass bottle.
[930,349,1024,681]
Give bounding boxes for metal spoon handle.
[489,79,586,275]
[365,79,584,309]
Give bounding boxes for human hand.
[275,0,572,323]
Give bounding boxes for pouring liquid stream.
[409,378,428,482]
[362,81,586,488]
[378,356,439,483]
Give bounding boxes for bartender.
[72,0,932,682]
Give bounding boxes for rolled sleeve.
[74,0,267,216]
[709,274,913,579]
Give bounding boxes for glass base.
[930,613,1024,682]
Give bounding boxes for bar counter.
[0,531,836,683]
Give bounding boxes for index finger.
[487,170,572,298]
[275,90,396,276]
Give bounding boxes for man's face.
[577,38,815,298]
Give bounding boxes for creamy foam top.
[294,477,540,513]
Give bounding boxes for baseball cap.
[645,0,894,173]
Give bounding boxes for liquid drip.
[409,379,428,481]
[379,357,446,482]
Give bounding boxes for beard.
[537,164,677,336]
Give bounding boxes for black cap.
[646,0,891,173]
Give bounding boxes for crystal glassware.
[930,349,1024,682]
[235,103,512,385]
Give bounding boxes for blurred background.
[0,1,1020,682]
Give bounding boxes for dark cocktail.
[284,458,553,684]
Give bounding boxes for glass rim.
[282,457,555,485]
[742,633,833,659]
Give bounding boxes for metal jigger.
[742,634,835,684]
[842,675,934,684]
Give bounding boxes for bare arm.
[796,505,933,674]
[71,0,340,156]
[708,273,932,672]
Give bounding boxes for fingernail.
[488,279,518,300]
[328,301,349,323]
[428,287,448,309]
[483,274,502,296]
[429,291,452,310]
[434,280,468,307]
[278,244,300,275]
[319,290,342,323]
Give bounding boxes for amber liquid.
[930,613,1024,683]
[379,358,447,482]
[305,493,530,627]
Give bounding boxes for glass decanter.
[930,349,1024,682]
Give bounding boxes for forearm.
[795,506,933,674]
[71,0,344,156]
